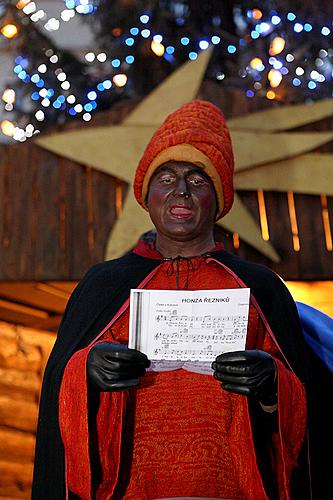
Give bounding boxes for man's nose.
[174,177,190,197]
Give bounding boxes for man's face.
[147,161,217,242]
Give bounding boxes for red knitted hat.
[133,99,234,220]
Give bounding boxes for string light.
[151,40,165,56]
[2,6,333,138]
[2,89,16,104]
[113,74,128,87]
[1,23,19,38]
[269,37,286,56]
[1,120,15,136]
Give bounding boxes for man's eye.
[189,177,206,185]
[160,177,174,183]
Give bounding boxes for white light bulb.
[97,52,107,62]
[85,52,95,62]
[61,81,70,90]
[35,110,45,121]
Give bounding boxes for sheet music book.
[129,288,250,362]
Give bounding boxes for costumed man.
[32,100,330,500]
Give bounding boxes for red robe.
[59,242,306,500]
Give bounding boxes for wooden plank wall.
[0,321,55,498]
[0,143,125,280]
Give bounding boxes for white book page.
[129,288,250,362]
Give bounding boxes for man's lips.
[169,205,194,219]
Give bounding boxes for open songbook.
[129,288,250,363]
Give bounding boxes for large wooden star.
[36,49,333,262]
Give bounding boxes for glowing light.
[251,31,260,39]
[113,74,127,87]
[50,55,58,63]
[31,10,46,22]
[292,78,301,86]
[87,91,97,100]
[41,98,50,107]
[23,1,36,14]
[141,29,150,38]
[53,100,61,109]
[1,23,19,38]
[271,15,281,25]
[266,90,276,100]
[125,37,134,46]
[57,72,67,82]
[74,104,83,113]
[31,92,40,100]
[216,72,225,80]
[97,52,107,62]
[61,81,70,90]
[130,27,139,35]
[85,52,95,62]
[287,12,296,21]
[258,22,270,33]
[140,15,149,24]
[269,37,285,56]
[62,9,75,21]
[199,40,209,50]
[294,23,303,33]
[151,40,165,56]
[111,59,121,68]
[84,103,93,112]
[45,18,60,31]
[125,55,135,64]
[250,57,264,71]
[295,66,304,76]
[1,120,15,137]
[308,81,316,89]
[39,88,48,98]
[227,45,237,54]
[166,46,175,54]
[252,8,262,20]
[321,27,331,36]
[211,36,220,44]
[286,53,294,62]
[67,94,76,103]
[38,64,47,73]
[304,23,312,32]
[188,52,197,60]
[268,69,282,87]
[83,113,91,121]
[16,0,30,8]
[180,37,190,45]
[35,110,45,121]
[153,34,163,43]
[2,89,15,104]
[246,90,254,97]
[102,79,112,89]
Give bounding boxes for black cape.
[32,250,333,499]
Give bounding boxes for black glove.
[212,350,277,405]
[87,342,150,392]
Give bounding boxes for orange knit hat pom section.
[133,99,234,220]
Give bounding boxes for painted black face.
[147,161,217,242]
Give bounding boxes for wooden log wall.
[0,321,55,499]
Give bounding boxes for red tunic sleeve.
[59,340,127,500]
